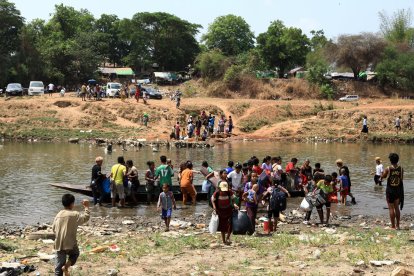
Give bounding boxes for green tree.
[39,4,100,84]
[377,46,414,90]
[257,20,310,78]
[122,12,200,71]
[379,9,414,47]
[328,33,386,78]
[202,14,255,56]
[96,14,128,67]
[0,0,24,85]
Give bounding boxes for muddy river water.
[0,141,413,225]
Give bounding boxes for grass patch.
[238,117,270,132]
[228,102,251,116]
[281,103,293,116]
[29,117,61,123]
[312,101,335,114]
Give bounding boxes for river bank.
[1,206,414,275]
[0,94,414,144]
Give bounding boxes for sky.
[10,0,414,40]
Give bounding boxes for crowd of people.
[172,113,233,141]
[54,152,403,274]
[90,152,404,237]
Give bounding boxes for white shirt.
[227,170,242,191]
[272,164,282,180]
[48,83,54,90]
[363,118,367,126]
[375,164,384,176]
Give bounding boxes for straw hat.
[335,159,343,164]
[219,181,229,192]
[375,157,381,161]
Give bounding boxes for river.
[0,141,412,225]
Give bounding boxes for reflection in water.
[0,141,413,225]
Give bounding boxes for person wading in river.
[91,156,105,206]
[110,156,127,208]
[335,159,356,204]
[381,153,404,230]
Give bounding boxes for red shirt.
[286,162,296,173]
[252,165,263,175]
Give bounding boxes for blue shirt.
[225,167,234,174]
[340,175,349,188]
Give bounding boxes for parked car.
[106,82,121,97]
[5,83,23,96]
[28,81,45,96]
[339,95,359,102]
[141,87,162,99]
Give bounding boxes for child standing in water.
[381,153,404,230]
[339,169,350,205]
[157,183,176,232]
[53,194,90,276]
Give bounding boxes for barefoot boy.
[157,183,177,231]
[52,194,90,276]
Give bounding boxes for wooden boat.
[50,181,208,203]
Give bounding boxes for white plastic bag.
[300,197,312,211]
[202,180,211,192]
[209,212,219,234]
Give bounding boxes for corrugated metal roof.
[98,67,135,75]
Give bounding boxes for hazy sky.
[11,0,414,40]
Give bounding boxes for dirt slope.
[0,94,413,142]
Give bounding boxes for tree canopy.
[202,14,255,56]
[0,0,24,84]
[257,20,310,77]
[122,12,201,72]
[328,33,386,78]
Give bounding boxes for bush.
[239,118,270,132]
[320,84,334,99]
[223,65,243,90]
[195,50,230,81]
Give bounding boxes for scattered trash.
[37,252,55,262]
[109,244,120,252]
[121,220,135,225]
[391,267,414,276]
[195,224,206,229]
[41,239,54,244]
[90,246,107,253]
[248,266,264,271]
[313,249,321,259]
[370,260,396,267]
[356,260,365,266]
[107,268,118,276]
[324,228,336,234]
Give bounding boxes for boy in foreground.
[52,194,90,276]
[157,183,177,231]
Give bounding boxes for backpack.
[209,191,231,208]
[269,188,287,211]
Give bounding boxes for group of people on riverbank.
[172,113,234,141]
[89,152,404,239]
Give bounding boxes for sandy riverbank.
[1,205,414,275]
[0,94,414,144]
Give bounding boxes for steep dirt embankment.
[0,94,413,143]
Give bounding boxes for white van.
[339,95,359,102]
[106,82,121,97]
[28,81,45,96]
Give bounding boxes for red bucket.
[263,220,271,232]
